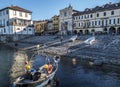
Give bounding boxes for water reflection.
[56,57,120,87]
[0,45,15,87]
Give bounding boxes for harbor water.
[0,44,120,87]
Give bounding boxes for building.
[47,20,53,30]
[59,5,79,35]
[52,15,59,31]
[0,6,34,35]
[34,20,48,35]
[73,2,120,35]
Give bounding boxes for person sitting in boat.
[24,61,33,80]
[32,71,41,81]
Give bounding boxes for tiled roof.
[0,6,32,13]
[73,2,120,16]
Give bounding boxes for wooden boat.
[12,56,60,87]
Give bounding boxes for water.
[0,44,15,87]
[57,58,120,87]
[0,44,120,87]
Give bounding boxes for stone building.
[59,5,79,35]
[73,2,120,35]
[0,6,34,35]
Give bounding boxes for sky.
[0,0,119,20]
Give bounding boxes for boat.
[69,35,77,42]
[84,36,96,45]
[12,56,60,87]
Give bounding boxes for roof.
[0,6,32,13]
[73,2,120,16]
[73,9,80,13]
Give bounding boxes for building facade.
[47,20,53,30]
[73,2,120,35]
[52,15,59,31]
[59,5,79,35]
[0,6,34,35]
[34,20,48,35]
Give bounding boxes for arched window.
[23,28,26,30]
[29,29,31,31]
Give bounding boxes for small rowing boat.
[12,56,60,87]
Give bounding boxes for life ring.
[47,64,53,74]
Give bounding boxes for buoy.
[47,64,53,74]
[72,58,76,65]
[43,64,49,69]
[25,65,31,70]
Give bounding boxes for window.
[113,19,115,24]
[97,13,99,17]
[13,11,16,15]
[64,12,67,17]
[84,15,86,19]
[109,19,115,24]
[6,10,9,14]
[92,21,94,26]
[25,13,28,17]
[4,28,6,33]
[95,20,100,26]
[3,11,5,15]
[90,14,93,18]
[118,18,120,24]
[90,21,92,26]
[73,17,75,20]
[73,23,76,27]
[23,28,26,30]
[103,12,106,16]
[81,22,83,27]
[103,20,107,26]
[111,11,114,15]
[3,19,5,26]
[76,17,78,20]
[109,19,111,24]
[81,16,83,19]
[86,15,89,18]
[79,23,80,27]
[19,12,22,17]
[7,21,9,26]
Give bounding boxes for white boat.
[69,35,77,42]
[84,36,96,45]
[12,56,60,87]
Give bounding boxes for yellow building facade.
[52,15,59,31]
[34,20,48,35]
